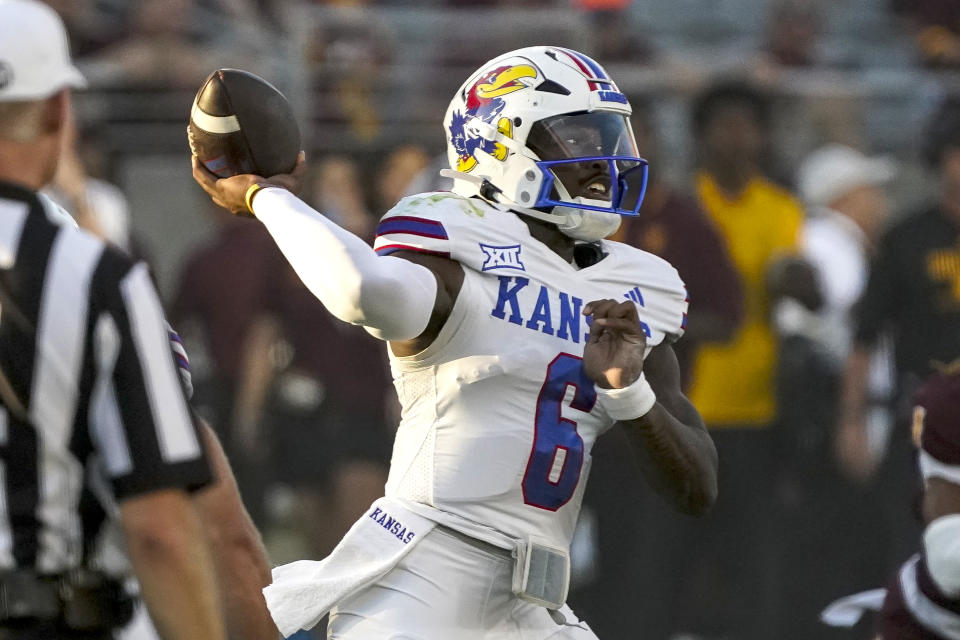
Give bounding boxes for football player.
[878,363,960,639]
[193,46,718,639]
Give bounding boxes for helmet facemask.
[526,111,649,217]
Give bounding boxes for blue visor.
[534,156,649,216]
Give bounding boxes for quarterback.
[193,47,718,639]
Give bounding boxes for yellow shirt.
[688,172,803,427]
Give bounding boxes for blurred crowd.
[44,0,960,638]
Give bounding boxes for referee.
[0,2,226,639]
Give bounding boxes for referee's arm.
[194,419,279,640]
[89,259,226,640]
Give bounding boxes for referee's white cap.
[0,0,86,102]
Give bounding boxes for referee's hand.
[191,152,306,216]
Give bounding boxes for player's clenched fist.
[582,299,647,390]
[191,152,306,216]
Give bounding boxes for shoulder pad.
[374,192,526,272]
[602,240,689,342]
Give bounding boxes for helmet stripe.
[556,49,599,90]
[560,48,608,80]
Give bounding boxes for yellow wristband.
[243,182,269,216]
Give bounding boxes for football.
[188,68,301,178]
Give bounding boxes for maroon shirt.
[264,268,390,425]
[171,219,287,384]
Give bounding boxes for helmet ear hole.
[479,180,503,201]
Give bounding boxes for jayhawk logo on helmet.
[449,64,538,173]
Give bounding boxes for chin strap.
[438,169,567,226]
[437,169,621,242]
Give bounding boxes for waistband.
[394,498,520,552]
[434,524,514,561]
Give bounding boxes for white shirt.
[802,207,870,363]
[802,207,893,444]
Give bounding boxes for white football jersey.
[373,192,688,551]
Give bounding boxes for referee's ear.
[41,89,70,139]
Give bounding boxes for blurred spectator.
[376,145,429,213]
[767,145,898,639]
[763,0,823,68]
[82,0,213,88]
[170,207,288,523]
[688,80,803,428]
[305,7,393,143]
[683,78,804,640]
[767,255,882,640]
[572,99,743,639]
[892,0,960,68]
[171,209,284,410]
[233,270,392,561]
[79,0,273,89]
[311,156,376,236]
[797,144,896,427]
[837,97,960,571]
[405,153,455,196]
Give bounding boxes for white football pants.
[327,526,599,640]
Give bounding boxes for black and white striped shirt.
[0,179,211,574]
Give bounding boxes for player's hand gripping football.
[582,299,646,390]
[191,151,306,216]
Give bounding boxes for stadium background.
[42,0,960,638]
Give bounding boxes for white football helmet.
[442,46,648,241]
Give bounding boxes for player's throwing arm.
[192,156,445,342]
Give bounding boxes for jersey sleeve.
[658,271,689,343]
[166,322,193,399]
[612,243,690,345]
[89,256,212,500]
[373,192,494,272]
[374,194,455,258]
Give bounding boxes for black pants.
[651,428,776,640]
[0,621,113,639]
[573,427,777,640]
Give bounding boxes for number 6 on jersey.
[522,353,598,510]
